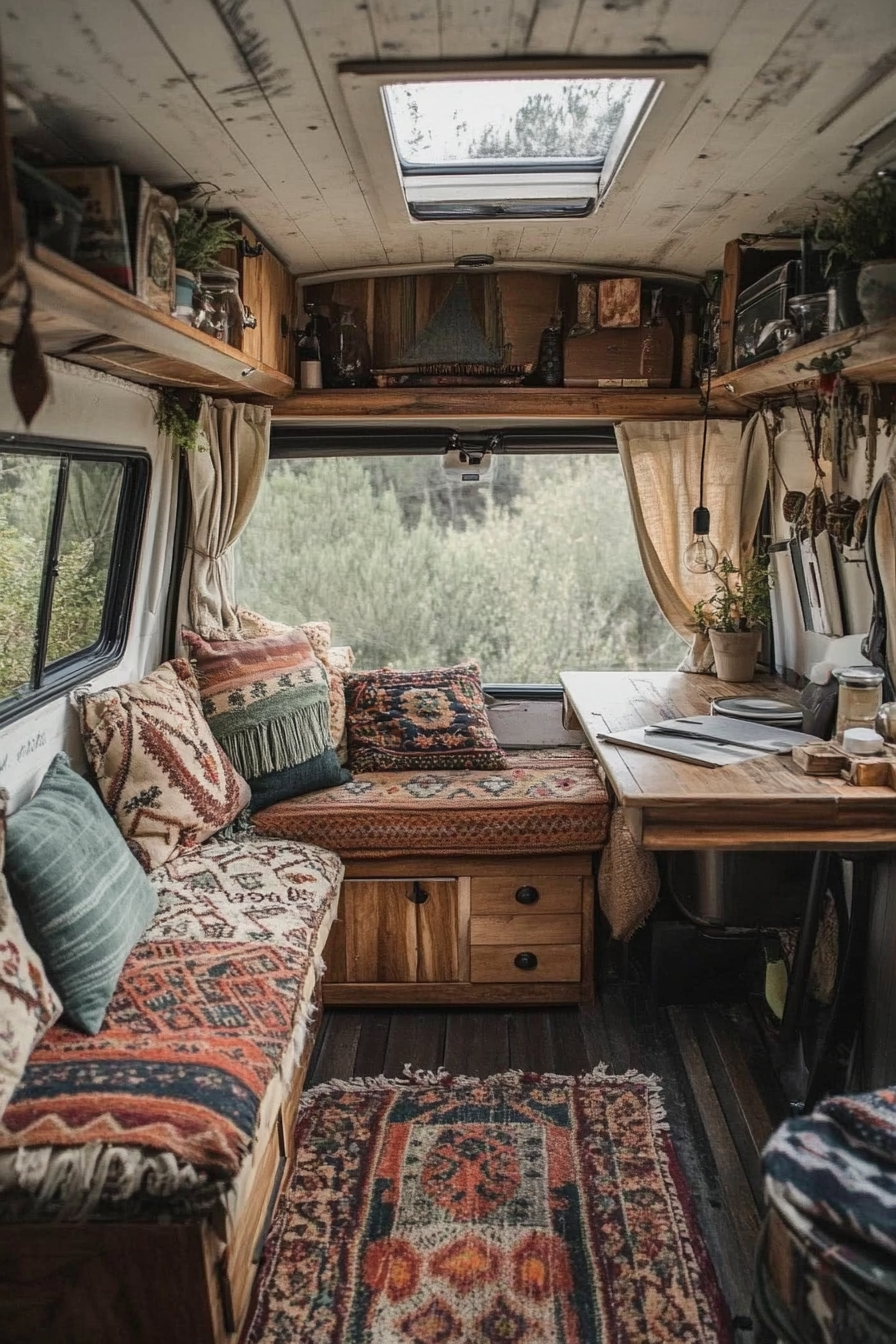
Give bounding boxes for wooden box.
[563,320,674,387]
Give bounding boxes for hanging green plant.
[154,387,205,455]
[174,207,241,275]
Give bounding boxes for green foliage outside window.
[0,454,120,704]
[236,453,684,681]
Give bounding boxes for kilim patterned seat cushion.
[253,749,609,858]
[0,837,343,1222]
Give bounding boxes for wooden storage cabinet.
[322,857,594,1005]
[327,879,460,984]
[217,222,296,377]
[470,874,583,984]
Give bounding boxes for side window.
[0,438,149,718]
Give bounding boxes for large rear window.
[236,451,683,682]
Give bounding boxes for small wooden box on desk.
[320,855,595,1006]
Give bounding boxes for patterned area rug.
[245,1068,731,1343]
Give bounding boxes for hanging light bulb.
[682,275,721,575]
[684,505,719,573]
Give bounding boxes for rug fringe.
[299,1064,669,1130]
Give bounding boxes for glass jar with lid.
[833,665,885,739]
[195,266,247,345]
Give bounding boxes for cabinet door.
[339,879,459,983]
[416,880,459,982]
[216,224,295,374]
[344,881,417,983]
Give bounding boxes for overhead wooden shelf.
[717,318,896,402]
[272,386,733,420]
[1,245,294,399]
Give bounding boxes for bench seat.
[0,836,342,1224]
[253,748,609,858]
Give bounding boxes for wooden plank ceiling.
[3,0,896,279]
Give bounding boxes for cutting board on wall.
[562,321,674,386]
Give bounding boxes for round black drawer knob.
[408,882,429,904]
[514,951,538,971]
[515,885,540,906]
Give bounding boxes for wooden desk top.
[561,670,896,851]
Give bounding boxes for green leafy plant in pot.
[693,553,772,683]
[815,175,896,325]
[173,207,241,314]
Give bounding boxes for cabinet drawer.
[470,876,582,916]
[470,913,580,946]
[470,944,581,982]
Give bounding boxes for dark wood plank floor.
[307,977,789,1339]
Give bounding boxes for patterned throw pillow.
[0,791,62,1112]
[345,662,507,772]
[78,659,251,871]
[182,626,350,811]
[4,757,157,1034]
[212,611,355,763]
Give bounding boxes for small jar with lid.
[833,665,885,740]
[196,266,245,345]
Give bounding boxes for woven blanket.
[254,749,609,858]
[245,1068,731,1344]
[762,1085,896,1259]
[0,839,342,1221]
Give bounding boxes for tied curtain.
[177,398,270,640]
[615,414,769,672]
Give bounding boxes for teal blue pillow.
[5,754,158,1034]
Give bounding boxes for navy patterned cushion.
[344,662,507,772]
[4,755,158,1034]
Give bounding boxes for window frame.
[265,424,632,697]
[0,432,150,726]
[338,58,708,226]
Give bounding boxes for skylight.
[338,59,708,228]
[380,77,656,219]
[384,78,651,170]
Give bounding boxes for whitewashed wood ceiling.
[3,0,896,279]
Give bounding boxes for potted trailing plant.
[693,553,772,682]
[815,175,896,325]
[173,207,241,318]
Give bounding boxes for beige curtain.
[869,452,896,692]
[177,398,270,640]
[616,414,769,672]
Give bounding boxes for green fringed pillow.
[183,626,349,809]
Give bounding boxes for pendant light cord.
[698,285,716,511]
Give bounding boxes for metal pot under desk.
[667,850,814,928]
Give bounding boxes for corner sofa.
[0,832,343,1344]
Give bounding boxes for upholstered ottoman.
[253,750,609,1006]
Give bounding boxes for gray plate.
[712,696,802,725]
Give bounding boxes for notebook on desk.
[596,726,774,767]
[597,715,819,768]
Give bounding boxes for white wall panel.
[0,357,178,810]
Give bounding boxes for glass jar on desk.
[833,665,885,740]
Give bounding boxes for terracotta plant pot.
[709,628,762,683]
[857,260,896,324]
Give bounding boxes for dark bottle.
[295,322,322,389]
[534,318,563,387]
[329,306,373,388]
